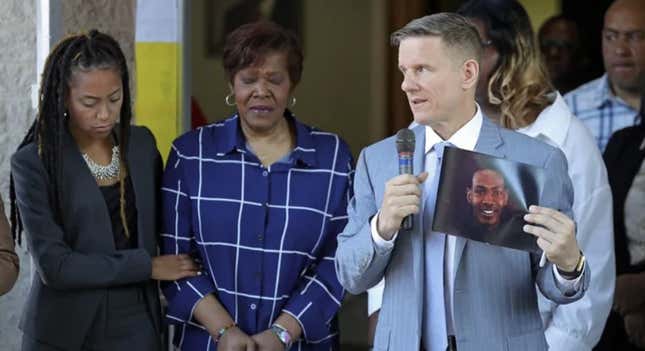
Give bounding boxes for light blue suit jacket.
[335,117,590,351]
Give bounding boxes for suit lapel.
[412,125,426,175]
[454,117,505,270]
[387,124,428,323]
[411,125,426,285]
[126,144,145,251]
[61,129,115,251]
[473,117,505,157]
[123,132,155,253]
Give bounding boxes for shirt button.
[250,303,257,310]
[262,170,268,177]
[258,234,264,241]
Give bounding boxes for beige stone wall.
[0,1,36,349]
[0,1,36,198]
[62,0,137,93]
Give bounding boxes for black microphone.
[396,128,415,230]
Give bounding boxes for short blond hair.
[390,12,483,66]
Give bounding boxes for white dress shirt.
[518,92,615,351]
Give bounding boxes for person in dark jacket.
[10,30,199,350]
[600,95,645,350]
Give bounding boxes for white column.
[34,0,63,109]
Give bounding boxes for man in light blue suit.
[335,13,590,351]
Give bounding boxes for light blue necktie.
[423,141,451,351]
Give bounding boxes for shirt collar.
[216,114,246,155]
[517,92,570,147]
[216,110,318,167]
[424,104,483,154]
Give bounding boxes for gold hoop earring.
[289,96,296,108]
[225,93,236,106]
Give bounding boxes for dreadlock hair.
[10,29,133,245]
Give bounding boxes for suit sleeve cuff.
[123,248,153,282]
[552,264,583,294]
[370,212,397,254]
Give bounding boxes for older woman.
[161,21,353,351]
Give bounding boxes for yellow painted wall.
[519,0,560,31]
[135,42,180,161]
[437,0,561,32]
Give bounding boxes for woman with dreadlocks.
[10,30,200,350]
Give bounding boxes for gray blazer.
[11,126,162,350]
[335,117,590,351]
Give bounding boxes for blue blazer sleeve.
[534,148,590,304]
[335,148,393,295]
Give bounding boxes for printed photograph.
[432,147,545,253]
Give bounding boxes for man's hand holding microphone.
[376,129,428,240]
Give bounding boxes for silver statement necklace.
[82,146,120,180]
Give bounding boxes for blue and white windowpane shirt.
[161,112,354,350]
[564,74,640,152]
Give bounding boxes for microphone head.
[396,128,415,153]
